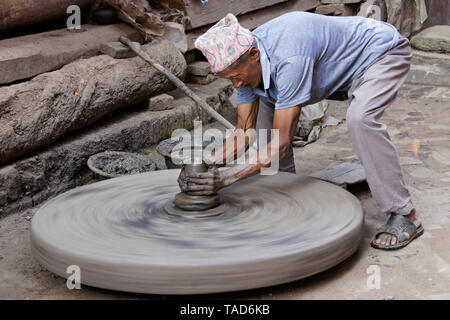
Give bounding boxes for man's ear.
[248,47,260,62]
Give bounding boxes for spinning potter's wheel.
[31,170,363,294]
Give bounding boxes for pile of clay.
[87,151,156,178]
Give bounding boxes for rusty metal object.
[0,0,93,32]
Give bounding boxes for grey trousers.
[256,35,414,216]
[256,99,297,173]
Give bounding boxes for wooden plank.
[0,39,186,166]
[238,0,320,31]
[161,0,289,29]
[309,162,367,188]
[158,0,186,12]
[186,0,320,51]
[0,24,139,85]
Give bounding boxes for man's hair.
[227,42,257,70]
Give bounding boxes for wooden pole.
[119,36,235,130]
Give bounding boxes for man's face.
[218,47,262,89]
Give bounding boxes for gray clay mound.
[87,151,156,178]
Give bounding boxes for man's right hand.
[213,100,260,165]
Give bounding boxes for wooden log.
[0,0,93,32]
[423,0,449,28]
[186,0,320,51]
[0,38,187,166]
[0,78,236,215]
[0,24,140,85]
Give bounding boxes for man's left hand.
[185,166,225,196]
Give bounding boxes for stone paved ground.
[1,78,449,300]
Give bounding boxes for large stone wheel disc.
[31,170,363,294]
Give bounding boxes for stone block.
[101,41,137,59]
[187,61,211,77]
[148,94,175,111]
[411,25,450,53]
[0,166,22,201]
[0,191,7,206]
[0,24,139,85]
[412,49,450,65]
[163,22,188,53]
[186,74,216,85]
[406,63,450,87]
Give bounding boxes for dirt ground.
[0,81,449,300]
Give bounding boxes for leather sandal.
[371,213,424,250]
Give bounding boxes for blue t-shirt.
[236,12,399,109]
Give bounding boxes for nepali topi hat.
[194,13,254,73]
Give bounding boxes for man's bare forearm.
[222,139,290,186]
[213,100,259,166]
[182,104,300,195]
[214,128,256,165]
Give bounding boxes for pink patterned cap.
[195,13,254,73]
